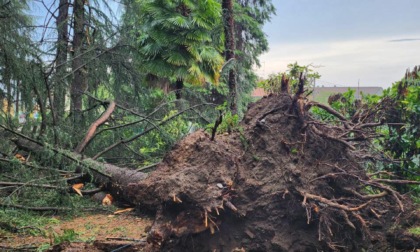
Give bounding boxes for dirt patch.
[125,93,419,251]
[0,212,152,251]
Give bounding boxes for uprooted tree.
[1,71,420,251]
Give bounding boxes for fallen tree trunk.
[12,138,147,204]
[6,91,419,251]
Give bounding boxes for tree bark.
[15,80,20,118]
[12,137,147,204]
[53,0,69,122]
[70,0,87,124]
[4,54,12,125]
[175,79,183,100]
[222,0,237,114]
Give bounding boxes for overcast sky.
[256,0,420,87]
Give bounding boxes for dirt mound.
[127,93,417,251]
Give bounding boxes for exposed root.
[126,93,414,251]
[224,200,238,212]
[299,190,371,212]
[172,194,182,203]
[340,210,356,230]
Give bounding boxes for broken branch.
[74,100,116,154]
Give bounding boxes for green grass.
[0,209,60,236]
[408,226,420,236]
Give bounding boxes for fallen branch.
[0,203,71,211]
[0,181,102,196]
[0,181,65,190]
[0,157,72,174]
[10,137,111,179]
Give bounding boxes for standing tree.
[222,0,237,114]
[70,0,87,124]
[0,0,34,125]
[234,0,275,114]
[52,0,70,123]
[128,0,224,99]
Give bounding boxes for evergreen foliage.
[0,0,275,217]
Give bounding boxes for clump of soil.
[126,93,418,251]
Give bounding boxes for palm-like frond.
[132,0,224,85]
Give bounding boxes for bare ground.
[0,212,152,251]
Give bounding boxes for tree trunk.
[222,0,237,114]
[15,80,20,118]
[175,79,183,100]
[53,0,69,123]
[4,54,12,125]
[70,0,87,124]
[12,137,147,204]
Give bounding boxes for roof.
[251,86,383,104]
[312,86,383,100]
[251,88,268,97]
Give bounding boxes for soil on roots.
[126,94,417,251]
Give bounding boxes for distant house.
[251,87,267,98]
[251,86,383,104]
[311,86,383,103]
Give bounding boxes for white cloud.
[256,35,420,87]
